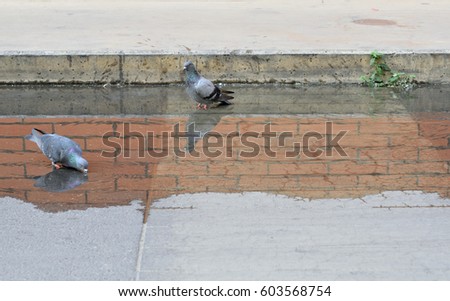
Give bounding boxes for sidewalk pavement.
[2,0,449,54]
[0,0,449,84]
[2,191,450,280]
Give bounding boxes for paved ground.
[2,191,450,280]
[0,197,143,280]
[2,0,449,54]
[140,191,450,281]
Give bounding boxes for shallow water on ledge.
[0,84,449,213]
[0,84,449,116]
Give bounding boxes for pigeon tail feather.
[218,93,234,105]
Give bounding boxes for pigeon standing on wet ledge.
[183,61,234,110]
[25,128,88,173]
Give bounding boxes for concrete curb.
[0,53,448,85]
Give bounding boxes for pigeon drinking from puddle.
[183,61,234,110]
[25,128,88,173]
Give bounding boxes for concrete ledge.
[0,53,448,84]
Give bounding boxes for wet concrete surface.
[141,192,450,281]
[1,84,450,115]
[0,84,449,280]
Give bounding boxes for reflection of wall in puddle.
[0,114,449,212]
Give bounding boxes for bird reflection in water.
[33,168,88,192]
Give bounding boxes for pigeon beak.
[83,169,88,174]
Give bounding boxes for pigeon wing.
[41,135,82,163]
[194,77,219,100]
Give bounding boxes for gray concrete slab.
[1,0,449,84]
[1,190,450,280]
[0,197,144,280]
[2,0,449,54]
[139,191,450,281]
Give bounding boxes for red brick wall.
[0,115,449,211]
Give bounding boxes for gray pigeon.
[183,61,234,110]
[25,128,88,173]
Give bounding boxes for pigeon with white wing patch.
[183,61,234,110]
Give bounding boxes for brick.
[173,186,207,195]
[0,164,25,178]
[303,147,357,161]
[391,147,420,161]
[419,148,450,161]
[0,178,36,190]
[118,176,177,191]
[0,151,42,164]
[209,161,267,176]
[147,190,173,201]
[389,135,440,147]
[358,175,417,189]
[299,122,357,135]
[114,122,173,137]
[359,121,418,135]
[210,123,238,133]
[338,134,389,147]
[418,121,450,136]
[300,175,357,188]
[359,147,418,161]
[87,191,147,204]
[268,162,327,175]
[85,162,146,176]
[0,124,53,137]
[418,175,450,188]
[231,135,265,148]
[81,151,114,165]
[0,138,24,151]
[267,122,299,134]
[156,162,208,176]
[239,175,298,190]
[54,123,113,137]
[179,176,237,190]
[282,190,329,199]
[327,189,382,199]
[389,162,448,175]
[0,190,26,200]
[26,190,86,203]
[87,136,152,151]
[115,148,167,163]
[237,147,303,161]
[24,163,53,177]
[329,161,388,175]
[184,147,240,161]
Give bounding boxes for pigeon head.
[67,154,89,173]
[183,61,195,71]
[183,61,200,83]
[183,61,199,74]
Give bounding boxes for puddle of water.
[0,85,449,215]
[1,84,450,280]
